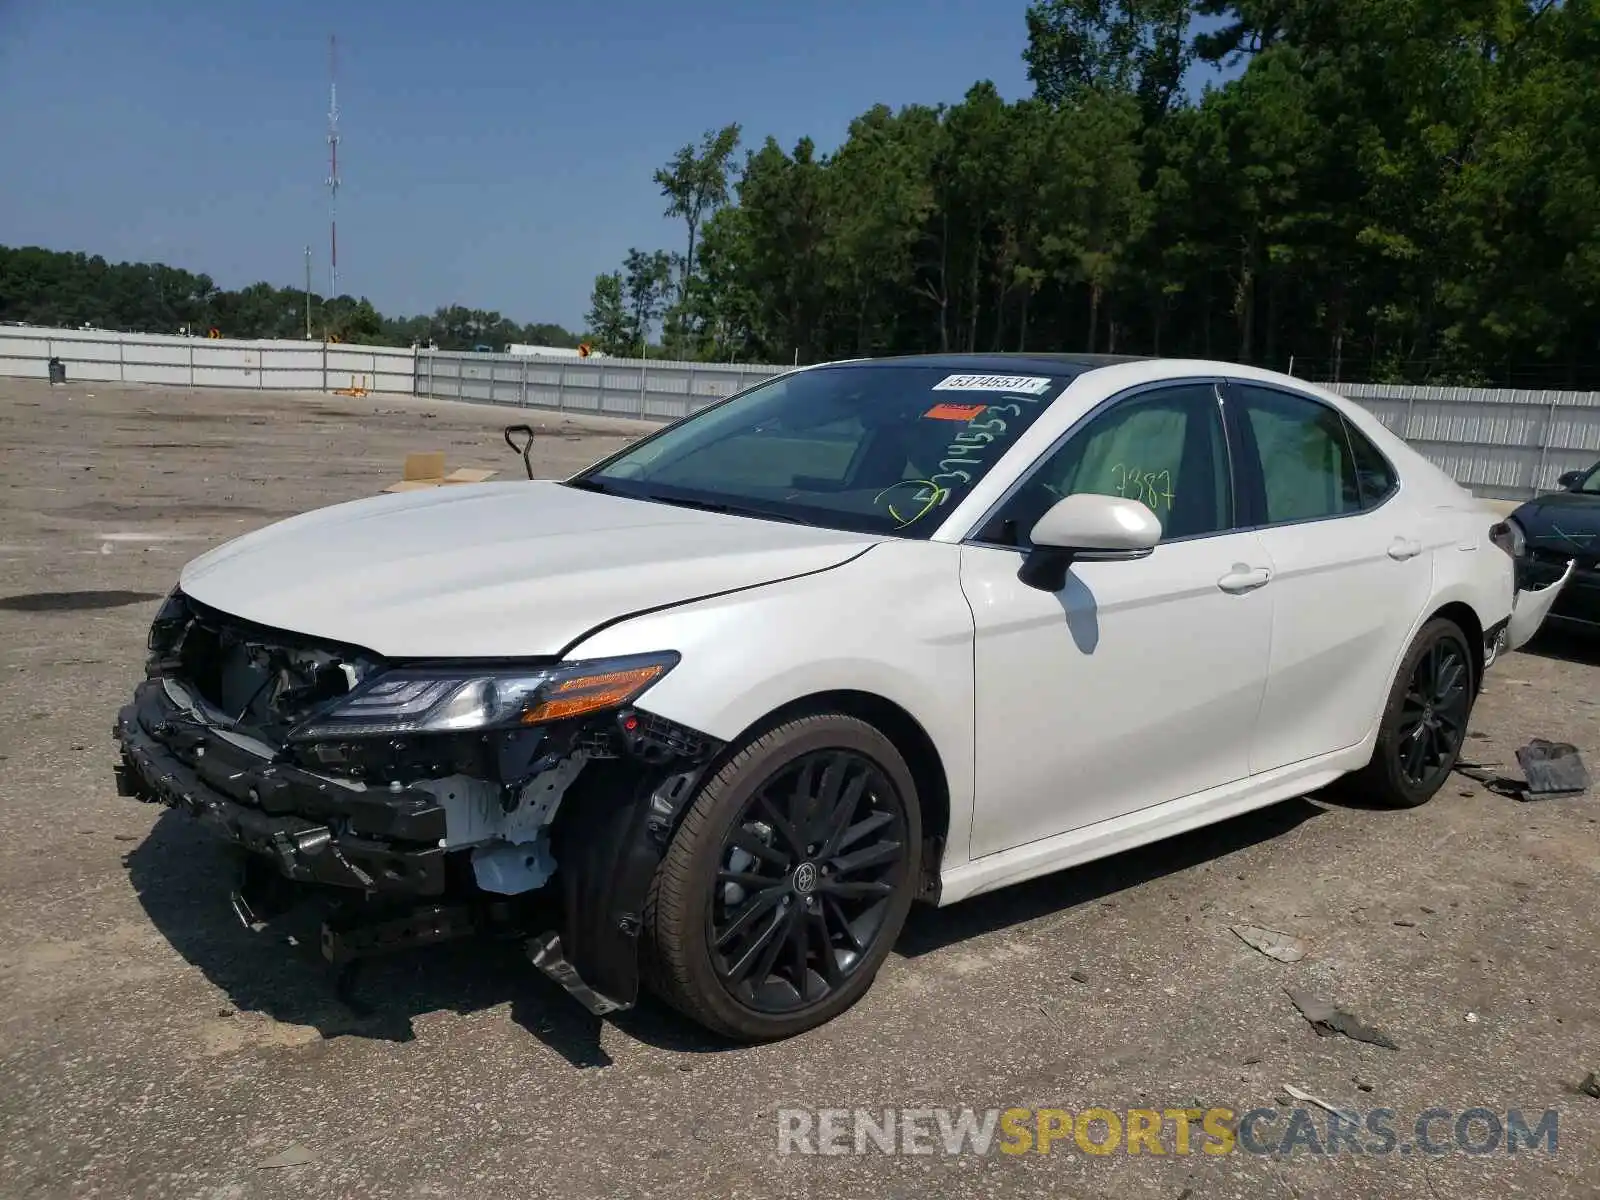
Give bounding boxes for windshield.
[570,364,1073,537]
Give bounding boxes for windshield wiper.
[640,494,816,526]
[563,478,613,494]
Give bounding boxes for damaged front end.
[113,589,722,1015]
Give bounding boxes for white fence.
[1339,383,1600,501]
[413,349,1600,500]
[0,325,416,394]
[4,325,1598,501]
[414,348,785,422]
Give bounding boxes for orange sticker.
[924,403,987,421]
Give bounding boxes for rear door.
[1223,381,1435,773]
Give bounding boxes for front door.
[961,381,1275,859]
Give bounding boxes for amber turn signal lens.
[520,664,667,724]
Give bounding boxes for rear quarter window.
[1344,418,1399,509]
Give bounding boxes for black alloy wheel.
[708,748,909,1013]
[644,714,922,1040]
[1348,618,1476,808]
[1394,635,1471,791]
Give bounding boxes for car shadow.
[124,810,647,1064]
[128,796,1329,1061]
[895,795,1325,957]
[1516,625,1600,668]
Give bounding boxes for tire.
[644,713,922,1041]
[1346,618,1475,808]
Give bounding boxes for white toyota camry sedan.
[113,354,1569,1040]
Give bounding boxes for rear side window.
[1234,385,1361,524]
[1344,419,1398,508]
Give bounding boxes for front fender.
[564,541,978,874]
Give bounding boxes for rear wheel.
[1349,618,1475,808]
[644,714,921,1041]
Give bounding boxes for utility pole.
[327,33,341,301]
[304,245,313,340]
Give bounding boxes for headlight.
[287,651,679,741]
[146,587,192,669]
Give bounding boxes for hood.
[179,481,880,658]
[1512,490,1600,563]
[1514,489,1600,523]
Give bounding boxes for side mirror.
[1019,493,1162,593]
[1557,470,1585,491]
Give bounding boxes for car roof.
[817,352,1151,376]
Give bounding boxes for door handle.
[1218,565,1272,594]
[1387,537,1424,561]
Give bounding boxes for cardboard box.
[383,452,499,493]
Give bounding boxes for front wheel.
[1348,618,1475,808]
[644,714,922,1041]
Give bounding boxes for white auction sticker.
[931,373,1055,396]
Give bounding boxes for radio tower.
[326,34,341,300]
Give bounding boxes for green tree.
[1024,0,1193,122]
[584,271,632,355]
[653,124,743,308]
[621,248,676,355]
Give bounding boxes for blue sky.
[0,0,1233,331]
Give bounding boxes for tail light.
[1489,519,1525,559]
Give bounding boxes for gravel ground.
[0,379,1596,1200]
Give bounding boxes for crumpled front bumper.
[113,674,725,1016]
[113,679,449,895]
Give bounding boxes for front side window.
[571,365,1077,537]
[1234,385,1361,524]
[977,383,1232,547]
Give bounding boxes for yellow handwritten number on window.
[1110,464,1175,512]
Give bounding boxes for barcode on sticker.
[931,374,1054,396]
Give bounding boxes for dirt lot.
[0,378,1596,1200]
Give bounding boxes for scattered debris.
[1070,969,1089,984]
[1420,906,1436,915]
[1453,760,1526,799]
[257,1143,316,1169]
[1035,1000,1072,1031]
[1354,1078,1374,1093]
[1464,1012,1479,1024]
[1285,988,1399,1050]
[1283,1083,1357,1120]
[1232,924,1308,963]
[1393,919,1417,928]
[1516,740,1591,798]
[1579,1072,1600,1100]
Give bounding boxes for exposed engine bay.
[115,589,723,1014]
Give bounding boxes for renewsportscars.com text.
[776,1105,1560,1158]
